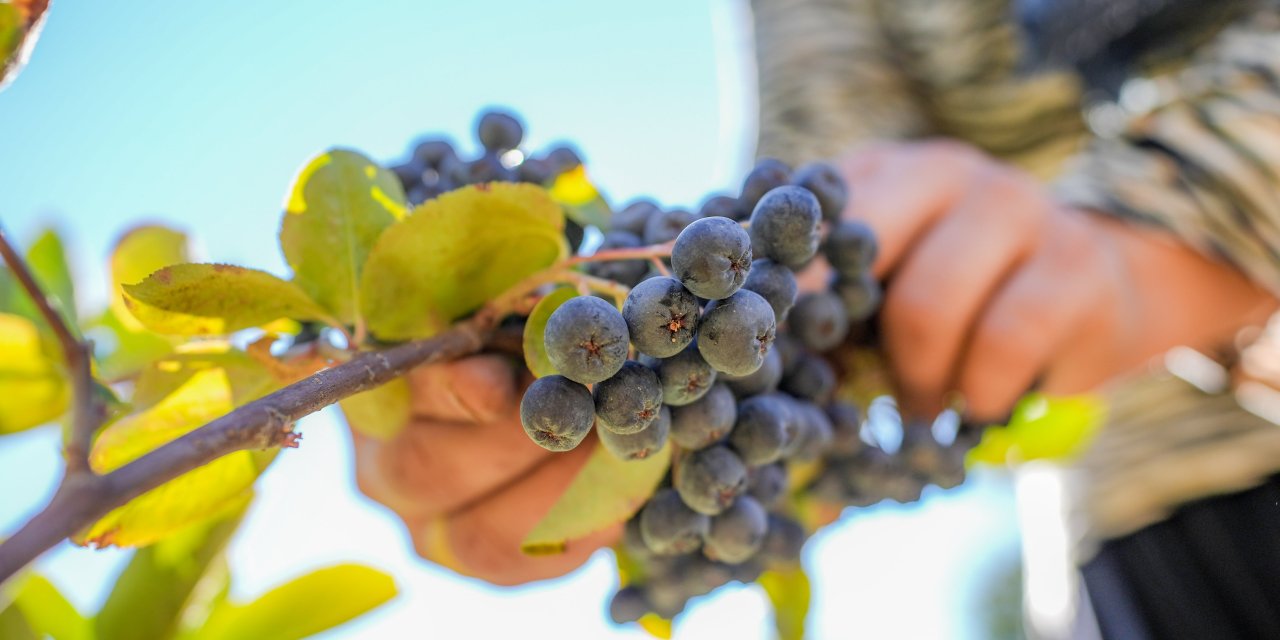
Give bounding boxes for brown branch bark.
[0,316,491,584]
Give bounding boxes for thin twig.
[0,226,100,474]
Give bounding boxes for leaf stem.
[0,225,102,476]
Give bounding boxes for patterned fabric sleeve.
[1056,11,1280,295]
[749,0,930,165]
[751,0,1085,176]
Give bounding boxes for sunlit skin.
[349,140,1278,585]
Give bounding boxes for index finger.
[838,141,987,279]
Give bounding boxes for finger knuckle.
[885,287,951,353]
[973,309,1041,367]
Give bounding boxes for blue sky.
[0,2,1021,638]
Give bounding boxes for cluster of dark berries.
[515,155,983,624]
[388,109,588,248]
[386,109,988,627]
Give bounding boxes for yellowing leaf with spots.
[0,313,68,434]
[122,264,334,336]
[90,225,190,378]
[109,225,190,331]
[280,149,406,325]
[522,441,670,555]
[76,367,276,547]
[361,183,567,340]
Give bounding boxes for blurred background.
[0,2,1024,637]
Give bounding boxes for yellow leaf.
[759,567,811,640]
[522,441,670,555]
[549,165,612,229]
[77,368,274,547]
[360,183,567,340]
[197,564,396,640]
[339,377,410,441]
[122,264,334,336]
[967,394,1105,465]
[637,614,673,639]
[281,149,406,325]
[522,287,577,378]
[0,313,69,433]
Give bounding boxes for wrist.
[1087,211,1277,362]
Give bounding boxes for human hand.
[830,141,1277,421]
[348,354,620,586]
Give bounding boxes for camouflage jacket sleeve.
[1056,13,1280,295]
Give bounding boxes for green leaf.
[77,366,275,547]
[0,0,49,92]
[759,566,811,640]
[549,165,612,229]
[968,393,1104,465]
[96,508,244,640]
[522,441,670,555]
[91,307,178,381]
[2,574,89,640]
[523,287,577,378]
[0,312,69,434]
[3,228,77,330]
[281,149,407,326]
[0,5,21,77]
[339,377,410,441]
[122,264,335,336]
[196,564,396,640]
[361,183,568,340]
[0,605,36,640]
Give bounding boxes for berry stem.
[563,241,674,267]
[649,256,670,277]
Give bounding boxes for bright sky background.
[0,2,1022,638]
